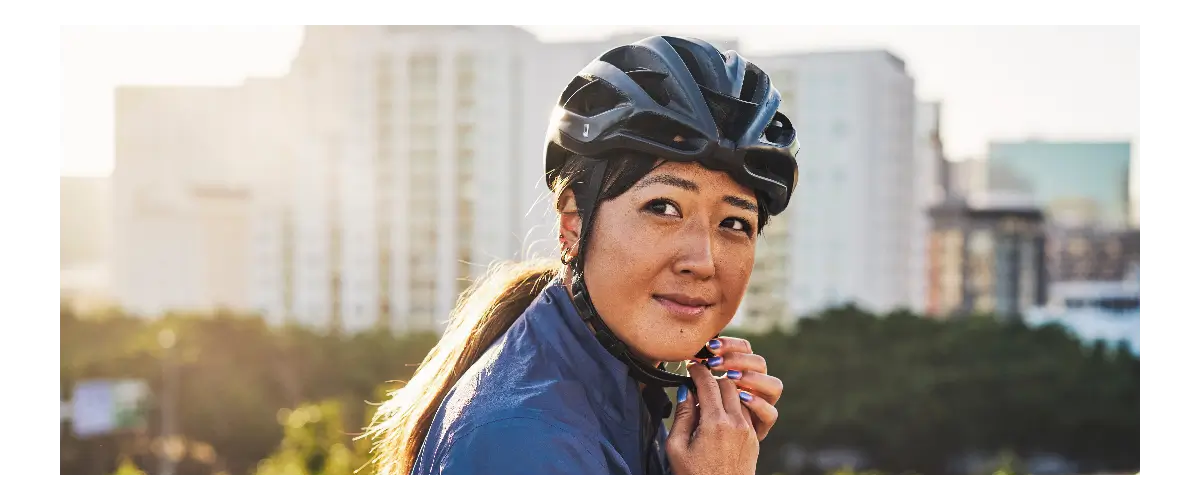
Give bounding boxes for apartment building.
[738,50,917,329]
[927,199,1048,319]
[114,27,925,335]
[251,27,740,333]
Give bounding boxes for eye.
[645,199,681,217]
[721,217,755,236]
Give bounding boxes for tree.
[256,400,372,475]
[61,302,1138,475]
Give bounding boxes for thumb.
[668,384,697,445]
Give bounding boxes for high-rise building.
[242,26,553,333]
[111,28,922,334]
[986,140,1132,229]
[740,50,916,326]
[112,26,736,332]
[246,27,740,334]
[926,199,1048,319]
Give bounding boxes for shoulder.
[413,328,612,474]
[418,414,610,475]
[442,311,604,430]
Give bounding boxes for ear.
[557,188,582,259]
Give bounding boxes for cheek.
[583,208,664,324]
[716,245,756,298]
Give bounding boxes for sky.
[60,25,1139,179]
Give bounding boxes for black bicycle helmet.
[543,35,800,389]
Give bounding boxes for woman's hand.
[698,337,782,441]
[666,362,759,475]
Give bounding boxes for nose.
[672,219,717,280]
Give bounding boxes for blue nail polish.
[677,385,689,403]
[726,370,742,380]
[707,356,723,369]
[707,339,722,351]
[739,391,752,403]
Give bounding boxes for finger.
[704,352,767,375]
[686,361,724,422]
[725,370,783,406]
[717,378,746,424]
[704,336,753,356]
[738,390,779,441]
[667,385,697,450]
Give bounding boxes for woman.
[364,35,798,475]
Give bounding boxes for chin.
[643,332,714,363]
[625,309,726,363]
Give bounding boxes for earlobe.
[559,221,581,261]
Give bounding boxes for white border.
[1137,32,1195,479]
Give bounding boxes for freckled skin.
[561,161,759,365]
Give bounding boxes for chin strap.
[569,279,695,388]
[565,162,712,390]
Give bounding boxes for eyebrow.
[634,173,759,214]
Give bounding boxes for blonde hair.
[362,259,560,474]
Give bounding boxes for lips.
[654,293,713,307]
[653,293,715,318]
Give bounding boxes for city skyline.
[100,27,934,332]
[61,25,1138,179]
[61,25,1139,353]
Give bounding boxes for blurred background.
[60,25,1139,475]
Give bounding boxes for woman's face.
[561,161,759,364]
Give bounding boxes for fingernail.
[707,356,723,369]
[726,370,742,380]
[677,385,689,403]
[739,391,753,403]
[707,339,722,351]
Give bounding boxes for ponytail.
[364,151,657,474]
[362,259,559,474]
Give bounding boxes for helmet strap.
[564,162,695,389]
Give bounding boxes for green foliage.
[61,301,1138,475]
[61,303,436,475]
[255,400,372,475]
[747,304,1138,474]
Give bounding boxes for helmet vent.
[740,64,765,103]
[626,69,671,107]
[626,113,705,151]
[562,79,626,118]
